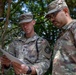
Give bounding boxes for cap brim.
[45,9,58,18]
[19,19,32,24]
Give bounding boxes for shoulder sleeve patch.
[43,46,52,59]
[44,46,51,54]
[39,38,52,58]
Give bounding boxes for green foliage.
[0,0,76,75]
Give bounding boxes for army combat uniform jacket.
[8,33,51,75]
[52,20,76,75]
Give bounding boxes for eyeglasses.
[47,10,61,19]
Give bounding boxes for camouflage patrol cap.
[19,12,33,24]
[45,0,68,18]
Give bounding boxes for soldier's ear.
[32,20,36,25]
[63,7,68,13]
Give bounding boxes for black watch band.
[26,66,32,74]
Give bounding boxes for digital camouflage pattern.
[52,20,76,75]
[8,33,51,75]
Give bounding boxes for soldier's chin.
[53,22,58,25]
[54,24,61,28]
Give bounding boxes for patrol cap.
[45,0,68,18]
[19,12,33,24]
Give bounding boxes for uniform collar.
[19,33,39,43]
[62,20,76,30]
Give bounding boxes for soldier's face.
[20,20,35,34]
[49,10,67,28]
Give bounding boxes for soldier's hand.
[1,55,11,67]
[12,62,28,74]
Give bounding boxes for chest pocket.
[22,38,39,63]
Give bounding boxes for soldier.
[1,12,52,75]
[45,0,76,75]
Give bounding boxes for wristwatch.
[26,66,32,74]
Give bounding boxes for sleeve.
[1,41,16,71]
[69,23,76,63]
[71,23,76,46]
[8,40,16,56]
[32,38,52,75]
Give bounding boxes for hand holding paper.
[0,48,24,64]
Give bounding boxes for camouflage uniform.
[8,33,51,75]
[45,0,76,75]
[52,20,76,75]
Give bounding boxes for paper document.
[0,48,24,64]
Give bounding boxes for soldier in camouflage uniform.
[1,12,52,75]
[45,0,76,75]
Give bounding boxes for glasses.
[47,10,61,19]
